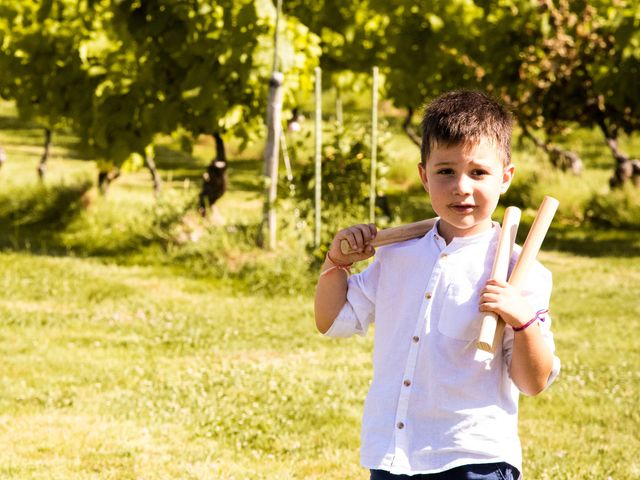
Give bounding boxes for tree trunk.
[595,115,639,188]
[144,145,162,196]
[604,136,639,188]
[403,106,422,148]
[520,124,583,175]
[38,128,52,180]
[98,168,120,194]
[198,132,227,216]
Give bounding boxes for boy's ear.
[418,163,429,193]
[500,164,516,194]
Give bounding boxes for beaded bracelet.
[513,308,549,332]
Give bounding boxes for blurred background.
[0,1,638,478]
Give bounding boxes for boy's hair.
[420,90,513,167]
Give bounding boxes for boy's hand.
[329,224,377,264]
[479,279,537,329]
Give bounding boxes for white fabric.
[324,223,560,475]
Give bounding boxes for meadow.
[0,99,639,479]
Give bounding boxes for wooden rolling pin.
[340,218,437,255]
[477,196,559,352]
[476,206,521,352]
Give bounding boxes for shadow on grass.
[0,180,93,253]
[543,226,640,258]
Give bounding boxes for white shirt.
[325,223,560,475]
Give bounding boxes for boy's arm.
[479,279,554,396]
[314,224,377,334]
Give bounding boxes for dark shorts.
[370,462,521,480]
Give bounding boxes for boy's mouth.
[449,203,476,213]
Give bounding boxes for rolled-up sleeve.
[503,261,561,390]
[324,257,380,338]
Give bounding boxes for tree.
[0,0,98,179]
[467,0,639,182]
[96,0,319,201]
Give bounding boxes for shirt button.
[425,292,432,299]
[397,422,405,429]
[412,336,419,343]
[403,379,411,387]
[440,253,447,259]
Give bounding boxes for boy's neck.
[436,219,494,245]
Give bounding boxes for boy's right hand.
[328,223,377,264]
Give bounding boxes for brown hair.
[420,90,513,166]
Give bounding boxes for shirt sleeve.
[502,260,561,391]
[323,255,381,339]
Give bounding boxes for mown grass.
[1,98,639,478]
[0,246,638,478]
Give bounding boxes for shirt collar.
[429,220,499,251]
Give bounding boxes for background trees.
[0,0,320,196]
[0,0,637,190]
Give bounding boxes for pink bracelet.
[320,252,353,277]
[513,309,549,332]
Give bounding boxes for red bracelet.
[513,309,549,332]
[320,252,353,277]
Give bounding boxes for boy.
[315,90,560,479]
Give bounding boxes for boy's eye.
[471,169,489,176]
[437,168,455,175]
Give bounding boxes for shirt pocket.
[437,281,482,341]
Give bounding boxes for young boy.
[315,90,560,479]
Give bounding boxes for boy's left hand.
[479,279,537,329]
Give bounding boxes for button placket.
[393,260,442,460]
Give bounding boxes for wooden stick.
[476,207,521,352]
[477,196,559,353]
[340,218,437,255]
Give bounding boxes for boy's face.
[418,138,514,243]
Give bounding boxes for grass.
[0,247,638,478]
[1,99,640,478]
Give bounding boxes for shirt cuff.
[543,355,561,390]
[323,302,368,338]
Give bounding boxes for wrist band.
[513,308,549,332]
[320,252,353,277]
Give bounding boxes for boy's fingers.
[335,224,377,255]
[479,303,498,313]
[350,228,365,250]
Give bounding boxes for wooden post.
[370,66,379,224]
[262,72,284,249]
[259,0,283,249]
[314,67,322,247]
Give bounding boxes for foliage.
[0,0,321,174]
[285,0,640,185]
[0,0,97,133]
[282,0,381,74]
[586,183,640,229]
[290,122,392,253]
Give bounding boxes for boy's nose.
[453,174,473,195]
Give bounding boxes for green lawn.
[1,99,639,478]
[0,247,639,478]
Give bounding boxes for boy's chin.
[440,219,493,238]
